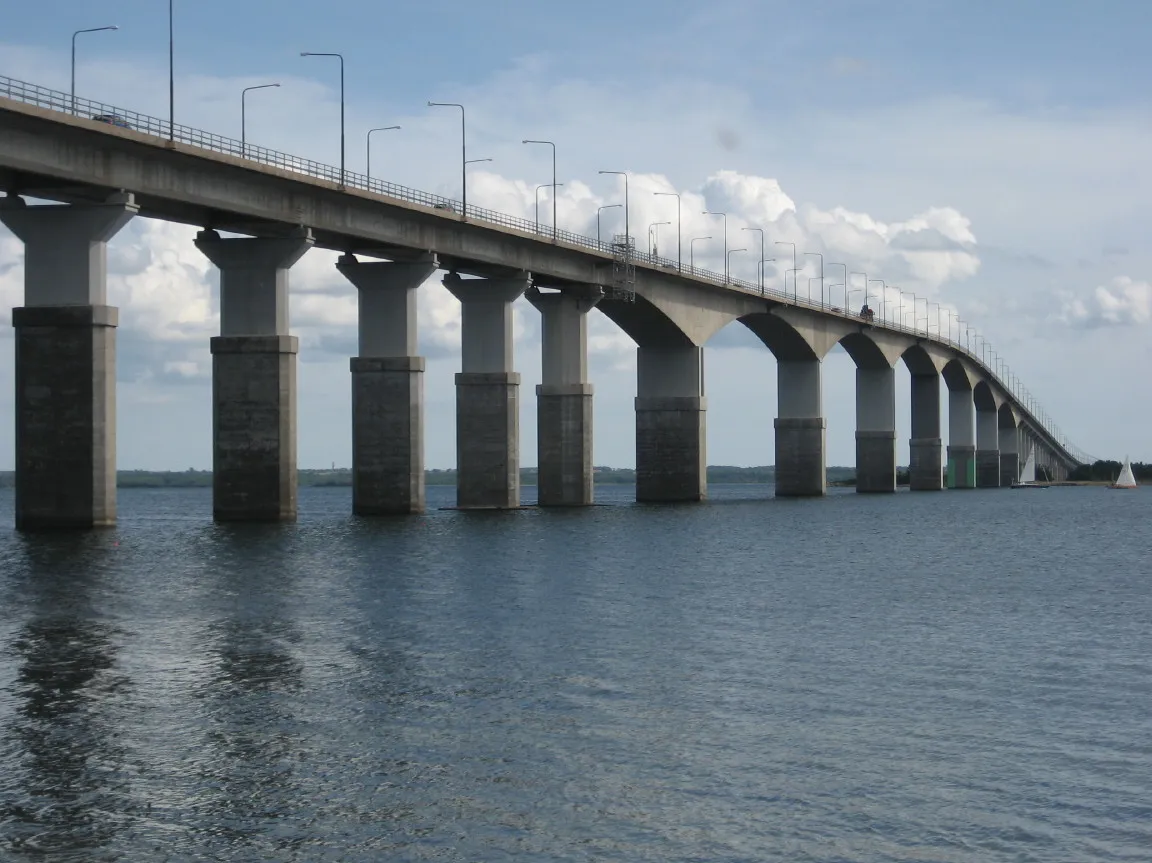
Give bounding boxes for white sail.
[1019,447,1037,484]
[1114,457,1137,489]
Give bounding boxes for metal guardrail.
[0,73,1094,465]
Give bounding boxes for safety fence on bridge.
[0,73,1094,465]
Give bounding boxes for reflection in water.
[1,536,132,859]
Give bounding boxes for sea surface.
[0,483,1149,862]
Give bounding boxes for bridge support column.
[855,366,896,493]
[947,388,976,489]
[909,373,942,490]
[443,271,530,509]
[999,422,1018,486]
[775,360,825,496]
[337,253,436,514]
[636,346,706,502]
[975,406,1000,488]
[1,193,137,529]
[196,229,313,522]
[527,286,602,506]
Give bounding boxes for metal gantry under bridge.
[0,74,1093,528]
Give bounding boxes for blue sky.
[2,0,1151,470]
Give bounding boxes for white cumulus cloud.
[1060,276,1152,328]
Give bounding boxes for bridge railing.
[0,72,1092,464]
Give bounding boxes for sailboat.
[1011,446,1045,489]
[1109,457,1138,490]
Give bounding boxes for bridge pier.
[999,414,1018,486]
[196,229,313,522]
[975,405,1000,488]
[775,360,826,496]
[855,366,896,493]
[636,346,706,502]
[443,272,529,509]
[1,192,137,529]
[527,286,602,506]
[909,373,942,490]
[337,253,436,514]
[947,387,976,489]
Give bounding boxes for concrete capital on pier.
[443,271,531,509]
[2,193,137,529]
[527,286,603,506]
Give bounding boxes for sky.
[2,0,1151,470]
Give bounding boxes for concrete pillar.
[195,229,313,522]
[775,359,826,496]
[337,253,437,515]
[999,422,1019,486]
[527,286,603,507]
[909,373,942,490]
[855,366,896,493]
[442,271,530,509]
[947,387,976,489]
[1,192,137,529]
[975,406,1000,488]
[636,345,706,502]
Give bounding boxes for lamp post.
[743,227,765,291]
[535,183,564,232]
[241,83,280,158]
[302,52,346,186]
[428,101,467,214]
[758,258,776,295]
[168,0,174,139]
[851,272,868,313]
[929,301,940,336]
[775,242,797,297]
[72,25,118,115]
[523,139,557,240]
[654,192,681,271]
[868,279,887,322]
[727,248,747,284]
[599,171,630,249]
[829,263,847,310]
[703,211,727,280]
[597,204,621,245]
[366,125,400,180]
[648,221,671,258]
[690,236,712,270]
[805,251,825,307]
[786,268,801,300]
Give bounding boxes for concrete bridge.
[0,75,1089,528]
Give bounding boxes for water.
[1,484,1150,862]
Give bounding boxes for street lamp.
[690,236,712,270]
[241,83,280,158]
[758,258,776,295]
[536,183,564,232]
[648,221,671,258]
[302,52,346,186]
[868,279,887,322]
[597,204,621,245]
[428,101,467,214]
[829,263,847,310]
[743,227,765,291]
[366,125,400,180]
[71,25,118,114]
[851,272,868,313]
[727,248,747,284]
[599,171,630,249]
[654,192,681,271]
[775,242,797,297]
[523,139,557,240]
[805,252,825,307]
[703,211,728,280]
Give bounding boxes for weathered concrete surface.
[528,287,601,506]
[351,357,425,514]
[211,335,298,521]
[947,444,977,489]
[775,417,827,496]
[338,254,437,515]
[455,372,520,509]
[12,306,117,528]
[538,384,595,506]
[976,450,1001,488]
[857,431,897,493]
[910,438,943,491]
[999,453,1019,487]
[636,396,706,501]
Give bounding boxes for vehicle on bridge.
[92,113,131,129]
[858,304,875,323]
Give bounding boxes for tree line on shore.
[1067,460,1151,482]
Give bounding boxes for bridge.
[0,74,1092,528]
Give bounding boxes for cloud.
[1059,276,1152,328]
